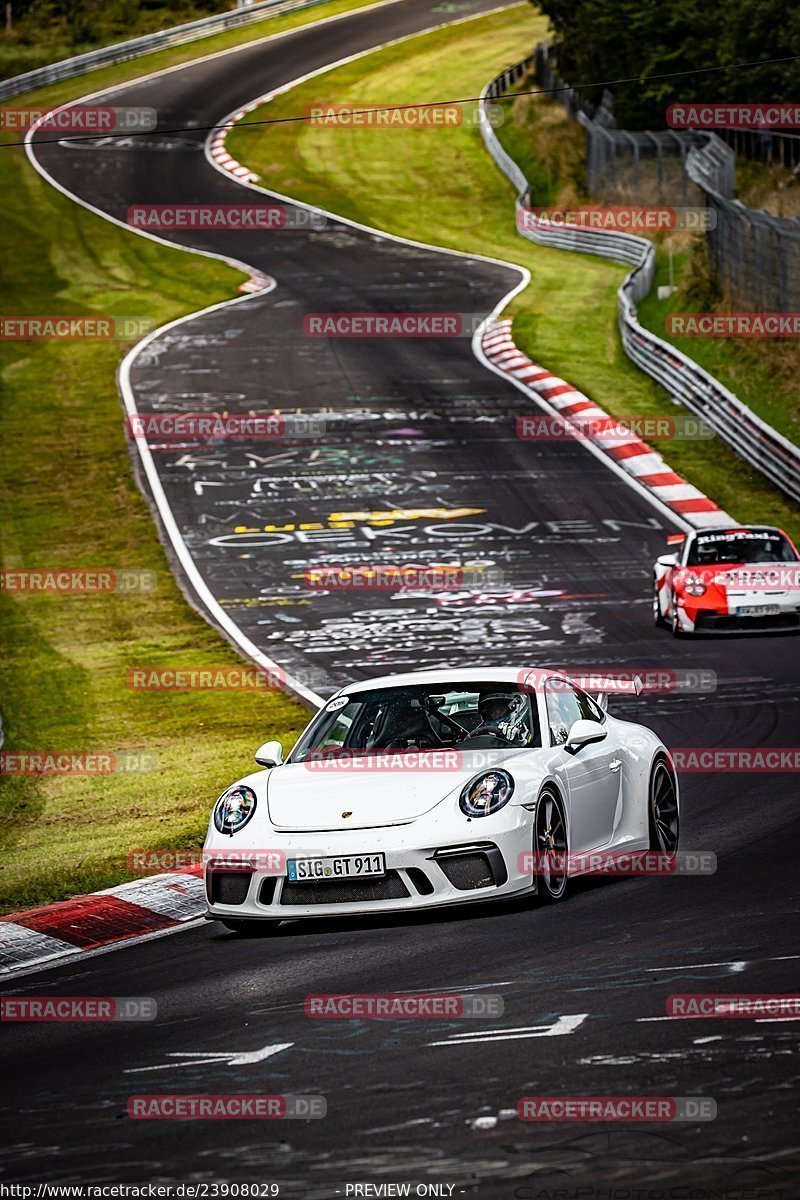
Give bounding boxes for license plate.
[287,853,386,881]
[736,605,781,616]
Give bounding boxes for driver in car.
[476,692,530,744]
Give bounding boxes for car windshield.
[290,682,541,761]
[687,530,796,566]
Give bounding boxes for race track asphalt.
[8,1,800,1192]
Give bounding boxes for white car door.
[545,682,623,852]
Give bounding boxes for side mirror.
[656,553,679,567]
[255,739,283,767]
[564,719,607,755]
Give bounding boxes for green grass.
[227,4,800,543]
[0,146,310,907]
[637,245,800,451]
[1,0,386,112]
[736,158,800,220]
[0,0,396,911]
[494,71,588,208]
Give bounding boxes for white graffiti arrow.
[125,1042,294,1072]
[428,1013,588,1046]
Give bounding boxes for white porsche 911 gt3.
[203,668,679,932]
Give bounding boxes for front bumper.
[204,808,535,921]
[680,593,800,634]
[693,610,800,634]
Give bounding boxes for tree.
[532,0,800,129]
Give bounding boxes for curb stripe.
[10,894,180,948]
[0,922,77,970]
[639,471,684,487]
[671,497,722,513]
[609,440,653,460]
[1,870,207,974]
[481,318,734,529]
[559,400,597,416]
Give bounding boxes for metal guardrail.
[0,0,331,101]
[479,62,800,506]
[537,42,800,318]
[685,146,800,315]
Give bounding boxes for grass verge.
[636,245,800,451]
[227,4,800,542]
[0,0,395,910]
[0,180,309,910]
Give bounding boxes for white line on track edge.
[0,918,207,982]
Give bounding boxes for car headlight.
[683,572,707,597]
[459,770,514,817]
[214,785,257,835]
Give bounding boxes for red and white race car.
[653,525,800,635]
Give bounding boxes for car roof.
[335,667,565,696]
[688,524,785,538]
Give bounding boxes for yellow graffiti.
[234,508,485,534]
[327,507,486,525]
[233,523,326,533]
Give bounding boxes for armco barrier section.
[0,0,331,101]
[479,61,800,505]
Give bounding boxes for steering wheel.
[463,722,515,744]
[378,736,438,751]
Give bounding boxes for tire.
[534,788,569,902]
[648,759,680,853]
[653,580,667,628]
[220,919,282,936]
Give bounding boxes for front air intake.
[207,871,252,905]
[434,846,507,890]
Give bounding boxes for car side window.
[545,683,584,746]
[318,714,353,752]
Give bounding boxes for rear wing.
[519,669,645,710]
[570,673,645,712]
